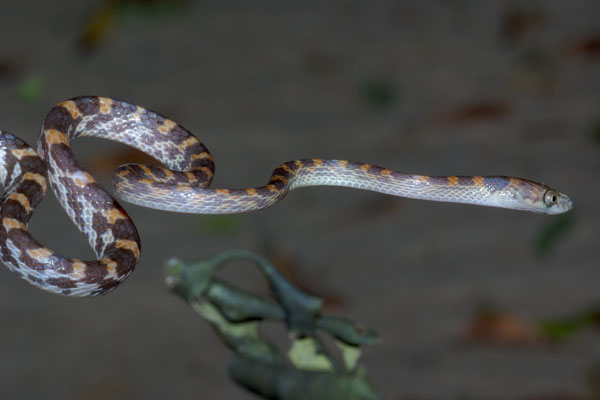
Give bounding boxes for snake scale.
[0,96,573,296]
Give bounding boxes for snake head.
[540,188,573,215]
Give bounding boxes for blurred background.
[0,1,598,399]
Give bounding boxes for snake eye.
[543,190,558,206]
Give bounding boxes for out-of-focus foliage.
[80,0,191,51]
[18,76,44,103]
[359,77,398,109]
[166,250,380,399]
[534,213,575,256]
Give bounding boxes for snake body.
[0,97,572,296]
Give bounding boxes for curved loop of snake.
[0,97,572,296]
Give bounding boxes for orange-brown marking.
[69,260,87,279]
[158,119,177,134]
[3,218,27,230]
[216,189,230,195]
[381,169,393,176]
[271,175,287,183]
[447,176,459,186]
[23,172,47,192]
[27,247,53,262]
[139,165,152,175]
[99,258,119,276]
[7,193,30,212]
[416,175,429,183]
[45,129,68,146]
[116,239,141,260]
[360,164,371,172]
[509,177,522,186]
[138,178,154,186]
[104,207,128,224]
[12,148,38,159]
[312,159,323,166]
[190,152,211,161]
[246,188,258,195]
[98,97,112,114]
[179,136,199,151]
[73,171,95,188]
[133,106,146,119]
[473,176,484,186]
[60,100,81,120]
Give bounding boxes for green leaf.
[335,340,362,371]
[288,337,334,371]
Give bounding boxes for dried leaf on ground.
[463,307,542,346]
[437,102,510,125]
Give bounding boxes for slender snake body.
[0,97,573,296]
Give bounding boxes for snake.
[0,96,573,296]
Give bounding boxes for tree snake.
[0,97,573,296]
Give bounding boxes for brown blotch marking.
[265,184,278,192]
[27,247,53,262]
[270,175,288,184]
[116,239,140,260]
[73,171,95,188]
[133,106,146,119]
[59,100,81,119]
[12,148,38,159]
[509,177,522,186]
[179,136,199,151]
[161,169,174,180]
[337,160,349,168]
[99,258,119,276]
[105,207,128,224]
[312,159,323,166]
[98,97,113,114]
[3,218,27,230]
[7,193,31,212]
[279,164,291,172]
[246,188,258,196]
[185,172,197,181]
[381,169,393,176]
[190,152,211,161]
[285,161,300,171]
[447,176,459,186]
[473,176,484,186]
[69,260,87,279]
[360,163,372,172]
[416,175,430,183]
[44,129,69,145]
[137,165,152,176]
[138,178,154,186]
[157,119,177,134]
[117,169,131,179]
[23,172,47,192]
[216,189,230,195]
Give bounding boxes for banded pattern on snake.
[0,96,572,296]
